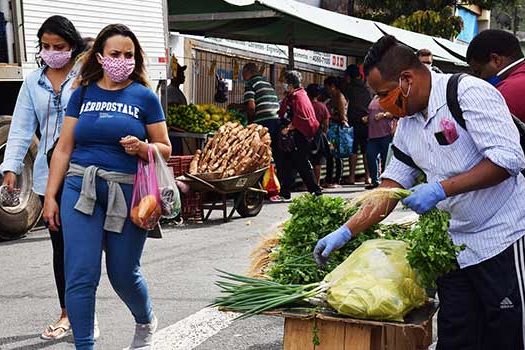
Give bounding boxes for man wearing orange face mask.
[314,35,525,350]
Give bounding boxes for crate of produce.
[167,156,194,177]
[180,191,203,223]
[167,156,203,222]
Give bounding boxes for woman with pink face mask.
[43,24,171,350]
[0,15,89,341]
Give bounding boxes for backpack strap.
[391,144,424,174]
[446,73,467,129]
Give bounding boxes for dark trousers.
[436,236,525,350]
[280,132,322,199]
[325,153,342,184]
[39,195,66,309]
[366,135,392,184]
[259,119,284,188]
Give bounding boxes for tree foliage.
[392,8,463,39]
[354,0,517,39]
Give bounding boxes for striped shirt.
[243,75,280,123]
[382,72,525,268]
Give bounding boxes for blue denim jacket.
[0,65,79,195]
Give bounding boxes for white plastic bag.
[153,146,181,219]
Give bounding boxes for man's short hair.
[363,35,423,81]
[345,64,361,79]
[323,76,343,90]
[417,48,432,58]
[466,29,524,64]
[242,62,259,75]
[285,70,302,88]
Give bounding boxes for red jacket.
[496,61,525,123]
[279,88,319,139]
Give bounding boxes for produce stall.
[265,303,437,350]
[211,190,464,349]
[166,103,246,155]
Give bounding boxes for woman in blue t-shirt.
[43,24,171,350]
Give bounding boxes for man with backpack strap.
[314,35,525,350]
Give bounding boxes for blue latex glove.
[402,182,446,214]
[313,225,352,266]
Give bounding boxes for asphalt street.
[0,186,418,350]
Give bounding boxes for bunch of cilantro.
[267,194,380,284]
[401,209,465,289]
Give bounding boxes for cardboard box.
[264,302,437,350]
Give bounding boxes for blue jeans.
[366,135,393,184]
[61,176,153,350]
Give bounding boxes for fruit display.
[189,122,272,178]
[167,104,246,133]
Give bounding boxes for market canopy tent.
[168,0,468,65]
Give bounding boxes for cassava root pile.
[189,122,272,178]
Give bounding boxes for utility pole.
[347,0,355,15]
[512,0,519,36]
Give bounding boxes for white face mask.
[282,83,289,91]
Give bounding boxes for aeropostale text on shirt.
[79,101,140,118]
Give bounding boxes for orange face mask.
[378,80,411,117]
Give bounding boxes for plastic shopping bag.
[153,146,181,219]
[327,124,354,159]
[130,145,162,230]
[323,239,426,322]
[262,164,281,196]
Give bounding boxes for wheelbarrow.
[180,167,268,222]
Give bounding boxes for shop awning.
[168,0,468,65]
[169,0,382,57]
[433,37,468,61]
[375,23,467,65]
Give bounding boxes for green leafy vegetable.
[402,209,465,289]
[267,195,380,284]
[211,270,325,320]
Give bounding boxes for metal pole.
[288,43,295,70]
[287,22,295,70]
[513,1,519,36]
[347,0,354,16]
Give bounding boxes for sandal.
[41,322,71,341]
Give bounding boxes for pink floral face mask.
[97,53,135,83]
[40,49,72,69]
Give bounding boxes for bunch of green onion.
[211,270,328,319]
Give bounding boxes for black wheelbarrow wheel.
[236,187,264,218]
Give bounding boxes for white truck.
[0,0,169,239]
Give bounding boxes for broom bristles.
[247,230,282,278]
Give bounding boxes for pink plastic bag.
[130,145,162,230]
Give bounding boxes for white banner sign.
[202,37,347,71]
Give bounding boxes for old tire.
[0,116,42,240]
[236,186,264,218]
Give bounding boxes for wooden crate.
[267,303,436,350]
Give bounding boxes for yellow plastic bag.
[323,239,426,322]
[262,164,281,196]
